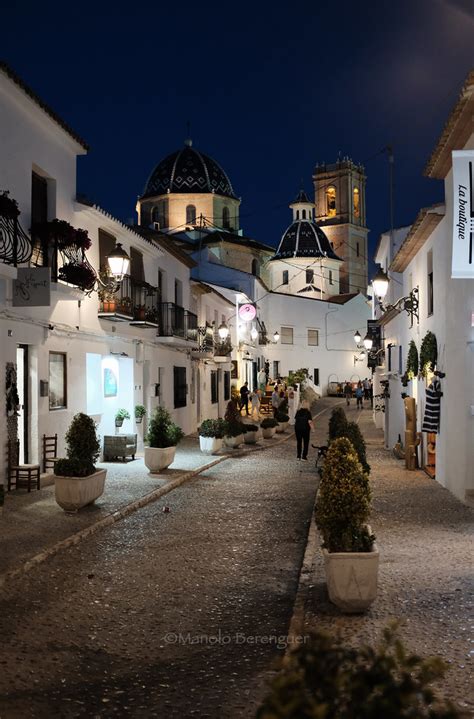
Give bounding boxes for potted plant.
[54,413,105,512]
[134,405,146,424]
[315,436,378,613]
[260,417,278,438]
[115,408,130,428]
[275,410,289,433]
[329,414,370,474]
[242,423,259,444]
[214,337,233,362]
[420,331,437,378]
[199,418,226,454]
[328,406,348,439]
[223,400,244,448]
[144,406,184,472]
[256,626,462,718]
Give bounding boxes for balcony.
[185,310,198,343]
[129,280,159,328]
[158,302,185,338]
[98,274,134,321]
[0,192,34,278]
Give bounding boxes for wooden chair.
[7,440,40,492]
[42,433,59,473]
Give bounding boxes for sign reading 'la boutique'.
[452,150,474,279]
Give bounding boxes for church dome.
[141,142,238,200]
[272,220,342,260]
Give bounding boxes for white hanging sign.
[452,150,474,279]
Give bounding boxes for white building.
[373,69,474,504]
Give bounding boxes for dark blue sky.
[3,1,473,276]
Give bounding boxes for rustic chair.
[7,439,41,492]
[103,434,137,462]
[42,433,59,473]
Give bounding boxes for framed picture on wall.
[231,360,238,380]
[103,367,118,397]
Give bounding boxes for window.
[251,259,259,276]
[306,269,314,284]
[158,268,165,301]
[302,209,306,219]
[211,371,218,404]
[49,352,67,410]
[399,346,403,374]
[154,199,168,228]
[173,366,187,408]
[356,242,360,258]
[175,278,183,306]
[388,346,392,372]
[313,368,320,386]
[329,270,333,285]
[427,250,434,316]
[353,187,360,218]
[308,329,319,346]
[273,361,280,378]
[99,229,117,272]
[222,206,230,229]
[130,247,145,281]
[224,371,231,401]
[281,326,293,344]
[296,210,300,219]
[31,172,49,266]
[282,270,289,285]
[326,186,336,217]
[186,205,196,225]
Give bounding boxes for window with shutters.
[130,247,145,282]
[99,229,117,271]
[427,250,434,316]
[313,368,320,386]
[31,171,49,266]
[211,371,218,404]
[49,352,67,410]
[280,327,293,345]
[306,269,314,284]
[224,371,230,401]
[173,366,187,408]
[282,270,289,285]
[186,205,196,225]
[308,329,319,346]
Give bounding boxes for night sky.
[2,1,473,275]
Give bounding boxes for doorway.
[16,345,29,463]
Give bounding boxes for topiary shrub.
[146,407,184,448]
[242,423,259,433]
[330,420,370,474]
[315,437,373,553]
[54,413,100,477]
[278,397,288,414]
[199,418,226,438]
[406,339,419,379]
[260,417,278,429]
[256,624,463,719]
[275,410,289,423]
[328,406,348,441]
[224,400,244,437]
[420,331,437,377]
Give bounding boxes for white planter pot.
[322,541,379,613]
[261,427,276,439]
[244,431,258,444]
[54,469,107,512]
[276,422,286,433]
[224,434,243,448]
[214,356,231,363]
[144,446,176,473]
[199,436,223,455]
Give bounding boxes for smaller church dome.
[272,220,341,261]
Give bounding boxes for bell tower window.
[326,187,336,217]
[186,205,196,225]
[353,187,360,218]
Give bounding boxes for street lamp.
[273,330,280,343]
[218,321,230,339]
[363,333,373,351]
[372,266,389,300]
[353,330,362,344]
[372,265,419,328]
[107,243,131,280]
[250,326,258,341]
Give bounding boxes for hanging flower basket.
[32,219,92,251]
[58,262,97,291]
[0,191,20,219]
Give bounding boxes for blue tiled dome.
[142,142,237,200]
[272,220,341,260]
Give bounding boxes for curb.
[0,430,294,588]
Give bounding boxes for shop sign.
[13,267,51,306]
[452,150,474,279]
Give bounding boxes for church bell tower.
[313,157,368,294]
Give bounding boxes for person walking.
[355,381,364,409]
[250,389,261,419]
[240,382,250,415]
[257,368,267,393]
[344,381,352,406]
[294,400,314,461]
[288,386,296,425]
[369,378,374,409]
[271,387,280,417]
[363,377,370,400]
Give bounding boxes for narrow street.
[0,418,321,718]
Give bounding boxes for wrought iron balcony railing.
[0,192,34,266]
[185,310,198,342]
[196,324,215,353]
[130,279,159,327]
[98,274,134,320]
[158,302,185,338]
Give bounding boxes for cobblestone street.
[0,416,321,718]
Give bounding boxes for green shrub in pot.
[199,418,226,438]
[146,407,184,448]
[54,413,100,478]
[260,417,278,429]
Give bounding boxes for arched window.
[302,209,306,219]
[296,210,300,219]
[251,259,259,276]
[222,206,230,229]
[152,200,167,228]
[326,186,336,217]
[353,187,360,218]
[186,204,196,225]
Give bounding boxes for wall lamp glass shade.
[218,322,229,340]
[354,330,362,344]
[107,243,130,280]
[372,266,389,299]
[363,333,373,350]
[250,326,258,340]
[273,331,280,342]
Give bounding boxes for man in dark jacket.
[240,382,250,415]
[294,400,314,461]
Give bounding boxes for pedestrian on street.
[363,377,370,400]
[294,400,314,461]
[240,382,250,415]
[250,389,261,419]
[257,368,267,393]
[344,381,352,406]
[355,381,364,409]
[369,378,374,408]
[271,387,280,417]
[288,385,296,425]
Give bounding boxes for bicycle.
[312,444,328,477]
